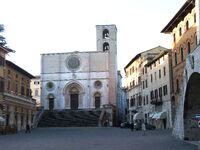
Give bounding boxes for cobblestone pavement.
[0,127,197,150]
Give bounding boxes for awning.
[149,113,155,118]
[133,112,143,120]
[152,111,167,120]
[0,116,5,122]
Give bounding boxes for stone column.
[196,0,200,45]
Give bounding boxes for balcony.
[151,97,163,105]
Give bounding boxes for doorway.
[49,98,54,110]
[70,94,79,109]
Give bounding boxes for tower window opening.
[103,29,109,39]
[103,42,109,51]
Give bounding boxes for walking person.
[142,121,146,136]
[130,122,134,132]
[25,124,31,133]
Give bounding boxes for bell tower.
[96,24,118,106]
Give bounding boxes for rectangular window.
[163,67,166,76]
[21,86,25,95]
[139,95,142,106]
[146,95,148,104]
[159,70,161,78]
[145,67,147,74]
[0,77,4,92]
[143,96,145,105]
[151,74,153,82]
[145,80,148,88]
[159,87,162,97]
[143,81,145,89]
[130,98,134,106]
[163,85,168,96]
[155,89,158,99]
[150,91,154,100]
[155,72,157,81]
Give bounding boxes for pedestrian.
[130,122,134,132]
[142,122,146,136]
[25,124,31,133]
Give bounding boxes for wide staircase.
[37,109,101,127]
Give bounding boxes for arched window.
[94,92,101,109]
[103,42,109,51]
[175,52,177,65]
[187,42,191,54]
[179,27,182,36]
[103,29,109,39]
[181,47,184,61]
[186,21,189,31]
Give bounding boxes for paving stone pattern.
[0,128,197,150]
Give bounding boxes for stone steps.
[38,109,101,127]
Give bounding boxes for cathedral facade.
[41,25,117,112]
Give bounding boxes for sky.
[1,0,186,78]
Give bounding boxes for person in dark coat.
[25,124,31,133]
[130,122,134,131]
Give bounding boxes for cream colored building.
[30,76,41,107]
[144,50,173,129]
[124,46,167,123]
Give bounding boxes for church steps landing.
[37,110,101,127]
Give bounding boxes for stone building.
[3,60,35,132]
[124,46,167,123]
[144,50,173,129]
[161,0,197,120]
[41,24,118,126]
[30,76,41,107]
[161,0,200,140]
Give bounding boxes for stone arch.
[47,93,55,110]
[173,49,200,141]
[183,72,200,140]
[103,42,109,51]
[63,81,84,109]
[93,92,101,109]
[103,29,109,39]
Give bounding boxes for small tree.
[0,24,14,52]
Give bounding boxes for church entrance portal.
[94,92,101,109]
[184,72,200,140]
[70,94,78,109]
[69,87,79,109]
[48,94,55,110]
